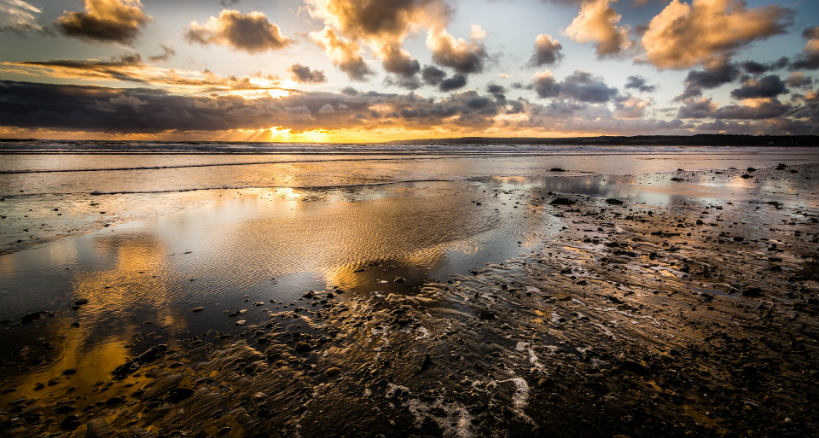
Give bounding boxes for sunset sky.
[0,0,817,142]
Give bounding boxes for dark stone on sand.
[74,299,88,306]
[112,344,169,379]
[478,310,496,320]
[60,414,81,431]
[742,287,763,297]
[619,360,650,375]
[324,367,342,378]
[168,388,194,403]
[295,341,312,353]
[105,396,124,406]
[419,354,433,373]
[733,236,744,242]
[62,368,77,376]
[671,177,684,182]
[191,307,204,313]
[550,197,575,206]
[740,174,753,179]
[21,311,54,324]
[605,198,624,206]
[550,168,566,172]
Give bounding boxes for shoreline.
[1,163,817,437]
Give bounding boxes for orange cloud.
[565,0,631,57]
[185,9,291,54]
[640,0,791,70]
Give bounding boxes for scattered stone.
[191,307,205,313]
[324,367,342,378]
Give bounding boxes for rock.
[86,418,117,438]
[74,299,88,306]
[605,198,624,206]
[619,360,650,375]
[419,354,433,373]
[324,367,342,378]
[62,368,77,376]
[21,311,54,324]
[235,319,246,326]
[191,307,205,313]
[742,287,763,297]
[393,276,406,283]
[550,197,575,206]
[478,310,496,320]
[252,392,267,401]
[60,414,81,431]
[168,387,194,403]
[294,341,311,353]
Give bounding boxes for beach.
[1,146,817,437]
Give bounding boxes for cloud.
[676,61,740,100]
[565,0,631,58]
[0,0,41,32]
[640,0,792,69]
[289,64,327,84]
[529,33,563,66]
[2,54,293,95]
[306,0,449,80]
[4,79,812,136]
[713,99,789,119]
[56,0,150,44]
[427,27,489,74]
[148,45,175,62]
[613,95,650,119]
[624,75,655,92]
[310,27,373,81]
[560,70,619,102]
[185,9,291,54]
[740,57,787,75]
[791,26,819,70]
[421,65,446,86]
[487,84,505,101]
[380,45,420,78]
[438,74,467,92]
[678,96,789,119]
[677,97,717,118]
[730,75,787,99]
[533,71,560,98]
[785,72,812,88]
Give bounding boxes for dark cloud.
[624,75,655,93]
[421,65,446,86]
[791,26,819,70]
[532,72,559,98]
[148,45,175,62]
[56,0,150,44]
[786,72,813,88]
[730,75,787,99]
[558,71,619,102]
[185,10,291,54]
[288,64,327,84]
[678,96,789,120]
[740,57,787,75]
[439,74,467,92]
[677,98,715,119]
[380,46,420,79]
[487,84,505,101]
[429,31,488,74]
[20,53,146,82]
[529,34,562,66]
[676,62,740,100]
[713,99,789,119]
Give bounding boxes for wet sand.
[1,163,817,437]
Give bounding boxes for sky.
[0,0,816,142]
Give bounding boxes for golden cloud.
[640,0,791,70]
[55,0,149,44]
[565,0,631,57]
